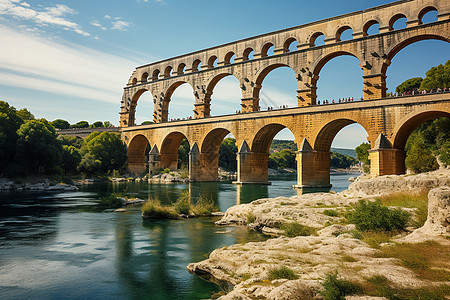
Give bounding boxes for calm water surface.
[0,173,358,299]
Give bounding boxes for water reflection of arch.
[159,131,190,170]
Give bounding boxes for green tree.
[395,77,422,93]
[70,121,89,128]
[61,145,82,174]
[90,121,104,128]
[141,121,154,125]
[419,60,449,91]
[51,119,70,129]
[16,108,35,121]
[355,142,371,173]
[0,101,24,173]
[330,152,358,169]
[77,153,102,174]
[178,139,190,169]
[14,119,63,175]
[269,149,296,169]
[81,132,127,173]
[219,138,238,172]
[58,135,84,149]
[103,121,114,128]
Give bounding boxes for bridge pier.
[234,141,270,185]
[160,153,178,170]
[189,143,220,182]
[148,145,161,174]
[293,138,332,189]
[369,134,405,176]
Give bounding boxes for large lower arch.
[127,134,150,175]
[190,128,234,182]
[392,109,450,150]
[159,131,189,170]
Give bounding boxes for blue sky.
[0,0,448,148]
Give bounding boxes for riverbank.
[188,169,450,299]
[0,177,78,192]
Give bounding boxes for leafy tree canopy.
[419,60,449,91]
[16,108,35,121]
[70,121,89,128]
[51,119,70,129]
[395,77,422,93]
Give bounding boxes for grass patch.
[192,194,218,216]
[280,222,317,237]
[377,191,428,228]
[380,241,450,281]
[346,199,410,232]
[142,197,178,219]
[342,255,358,262]
[98,192,125,207]
[240,273,251,281]
[320,272,360,300]
[268,266,298,281]
[323,209,339,217]
[360,230,397,248]
[174,190,191,214]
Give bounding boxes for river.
[0,172,359,299]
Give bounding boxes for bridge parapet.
[121,0,450,127]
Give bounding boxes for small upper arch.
[207,55,218,69]
[418,6,438,25]
[141,72,149,83]
[363,20,380,36]
[261,42,274,57]
[131,77,138,85]
[389,13,408,30]
[192,59,202,72]
[283,37,298,53]
[164,66,173,78]
[243,47,254,61]
[309,32,325,47]
[335,25,353,42]
[177,63,186,75]
[152,69,161,81]
[224,51,235,65]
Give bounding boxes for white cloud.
[0,25,140,104]
[0,0,89,36]
[104,14,111,19]
[111,20,130,31]
[90,20,106,30]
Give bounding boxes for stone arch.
[201,128,232,154]
[363,20,380,36]
[261,42,274,57]
[381,32,450,75]
[335,25,353,42]
[141,72,149,83]
[389,13,408,30]
[192,59,201,72]
[224,51,235,65]
[152,69,160,81]
[207,55,218,69]
[253,63,294,99]
[243,47,254,61]
[251,123,291,154]
[418,6,438,25]
[164,66,173,77]
[313,118,370,152]
[309,32,325,47]
[177,63,186,75]
[126,88,153,126]
[131,77,137,85]
[392,109,450,150]
[161,81,195,122]
[206,72,242,104]
[283,37,297,52]
[159,131,189,170]
[127,134,150,174]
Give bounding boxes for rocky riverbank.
[0,177,78,192]
[188,169,450,299]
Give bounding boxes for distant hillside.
[270,140,357,158]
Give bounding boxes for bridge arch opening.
[177,63,186,75]
[284,38,298,53]
[418,6,438,25]
[207,55,218,69]
[141,72,149,83]
[389,14,407,30]
[131,78,137,85]
[243,48,254,61]
[152,69,160,81]
[336,26,353,42]
[224,52,235,65]
[160,132,190,171]
[255,65,298,110]
[314,52,363,104]
[192,59,201,72]
[261,43,275,57]
[127,134,150,175]
[363,20,380,36]
[164,66,173,78]
[132,89,155,125]
[310,32,325,47]
[207,73,241,116]
[383,38,450,95]
[163,81,195,122]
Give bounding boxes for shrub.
[323,209,339,217]
[281,222,317,237]
[321,273,360,300]
[268,266,298,281]
[377,192,428,228]
[346,199,410,231]
[99,193,125,207]
[142,197,178,219]
[174,191,191,214]
[192,194,218,216]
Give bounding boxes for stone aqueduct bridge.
[120,0,450,187]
